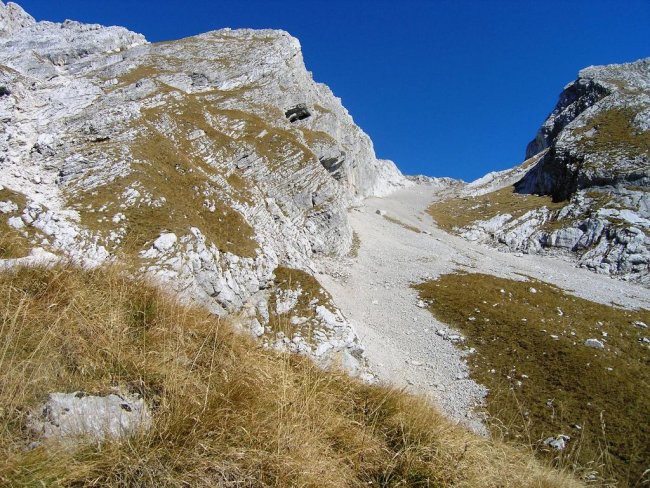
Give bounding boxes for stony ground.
[317,182,650,433]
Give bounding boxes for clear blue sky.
[16,1,649,181]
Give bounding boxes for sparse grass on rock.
[0,264,582,487]
[0,189,32,259]
[427,186,564,233]
[415,273,650,486]
[383,215,423,233]
[69,98,259,258]
[574,107,650,159]
[267,266,333,339]
[349,230,361,258]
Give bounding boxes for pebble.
[584,338,605,349]
[543,435,570,451]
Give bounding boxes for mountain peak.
[0,1,35,35]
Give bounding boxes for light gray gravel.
[317,183,650,434]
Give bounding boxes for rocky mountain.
[0,1,409,371]
[437,59,650,283]
[0,1,647,379]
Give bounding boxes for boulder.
[28,391,151,442]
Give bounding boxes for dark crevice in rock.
[319,155,345,181]
[285,103,310,123]
[190,72,209,87]
[515,148,581,202]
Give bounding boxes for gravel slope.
[316,183,650,434]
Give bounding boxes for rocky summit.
[452,59,650,282]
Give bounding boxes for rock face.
[460,59,649,283]
[0,2,407,367]
[519,59,649,199]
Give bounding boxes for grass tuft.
[383,215,423,233]
[574,108,650,159]
[0,189,32,259]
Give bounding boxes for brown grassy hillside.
[0,264,582,487]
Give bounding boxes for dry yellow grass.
[0,264,583,487]
[574,107,650,160]
[349,231,361,258]
[0,188,31,259]
[68,98,259,258]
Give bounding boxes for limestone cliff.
[0,1,407,370]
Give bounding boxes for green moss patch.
[414,273,649,485]
[428,186,564,233]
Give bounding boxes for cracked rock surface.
[0,1,409,368]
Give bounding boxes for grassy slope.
[0,264,582,487]
[415,273,650,487]
[427,186,564,234]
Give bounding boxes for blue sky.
[17,1,649,181]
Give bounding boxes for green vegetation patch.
[428,186,565,233]
[414,273,650,486]
[574,107,650,159]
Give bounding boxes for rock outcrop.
[458,59,649,283]
[0,1,407,367]
[28,391,151,442]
